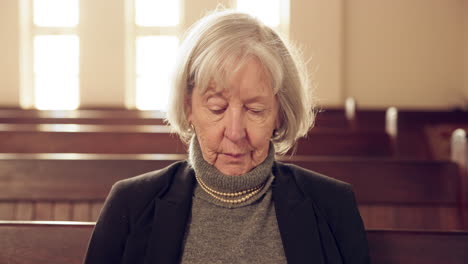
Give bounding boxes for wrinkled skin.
[187,58,279,176]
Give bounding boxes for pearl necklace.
[195,174,265,204]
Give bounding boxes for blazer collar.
[145,162,195,264]
[272,162,326,264]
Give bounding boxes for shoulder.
[112,160,188,195]
[274,161,356,216]
[275,161,352,196]
[274,161,370,262]
[107,160,190,215]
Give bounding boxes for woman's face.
[188,58,279,176]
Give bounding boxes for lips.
[223,153,246,158]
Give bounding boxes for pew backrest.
[0,154,462,229]
[0,221,93,264]
[451,128,468,229]
[0,155,458,203]
[0,124,394,156]
[367,229,468,264]
[2,221,468,264]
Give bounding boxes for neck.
[188,136,275,194]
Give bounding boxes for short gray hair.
[166,10,315,154]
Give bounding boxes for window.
[16,1,288,110]
[235,0,289,37]
[20,0,80,110]
[127,0,182,111]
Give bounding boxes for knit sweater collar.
[188,137,275,207]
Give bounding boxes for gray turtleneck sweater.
[180,138,287,263]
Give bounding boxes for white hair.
[166,10,315,154]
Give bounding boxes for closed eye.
[209,107,226,115]
[247,108,265,114]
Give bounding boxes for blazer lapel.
[145,163,195,264]
[273,163,326,264]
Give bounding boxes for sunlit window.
[33,0,79,27]
[34,36,79,75]
[131,0,181,111]
[34,35,79,109]
[237,0,281,27]
[135,0,180,27]
[35,76,79,110]
[136,36,178,110]
[21,0,81,110]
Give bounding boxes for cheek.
[247,110,277,142]
[195,123,225,165]
[197,126,221,143]
[246,125,275,148]
[194,121,225,152]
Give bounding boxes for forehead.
[201,58,274,99]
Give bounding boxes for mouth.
[223,153,246,159]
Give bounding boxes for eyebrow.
[203,86,229,98]
[202,80,225,94]
[203,86,273,104]
[244,95,271,104]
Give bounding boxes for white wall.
[79,0,126,108]
[344,0,464,109]
[464,0,468,105]
[291,0,344,107]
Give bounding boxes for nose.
[224,106,246,142]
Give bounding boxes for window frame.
[125,0,184,110]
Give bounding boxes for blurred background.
[1,3,468,262]
[0,0,467,111]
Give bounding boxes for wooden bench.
[0,109,167,125]
[1,221,467,264]
[451,129,468,228]
[0,108,355,128]
[0,124,188,154]
[0,153,462,229]
[316,108,468,159]
[367,229,468,264]
[0,221,93,264]
[0,124,393,156]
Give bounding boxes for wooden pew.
[1,108,465,129]
[0,106,402,157]
[0,221,93,264]
[0,104,388,131]
[0,108,354,128]
[451,129,468,228]
[316,108,468,159]
[0,154,462,229]
[0,153,184,222]
[0,124,393,156]
[367,229,468,264]
[0,108,353,128]
[0,124,188,154]
[0,109,167,125]
[1,221,467,264]
[287,156,463,230]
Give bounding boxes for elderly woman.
[84,10,369,264]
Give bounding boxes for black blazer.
[84,161,370,264]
